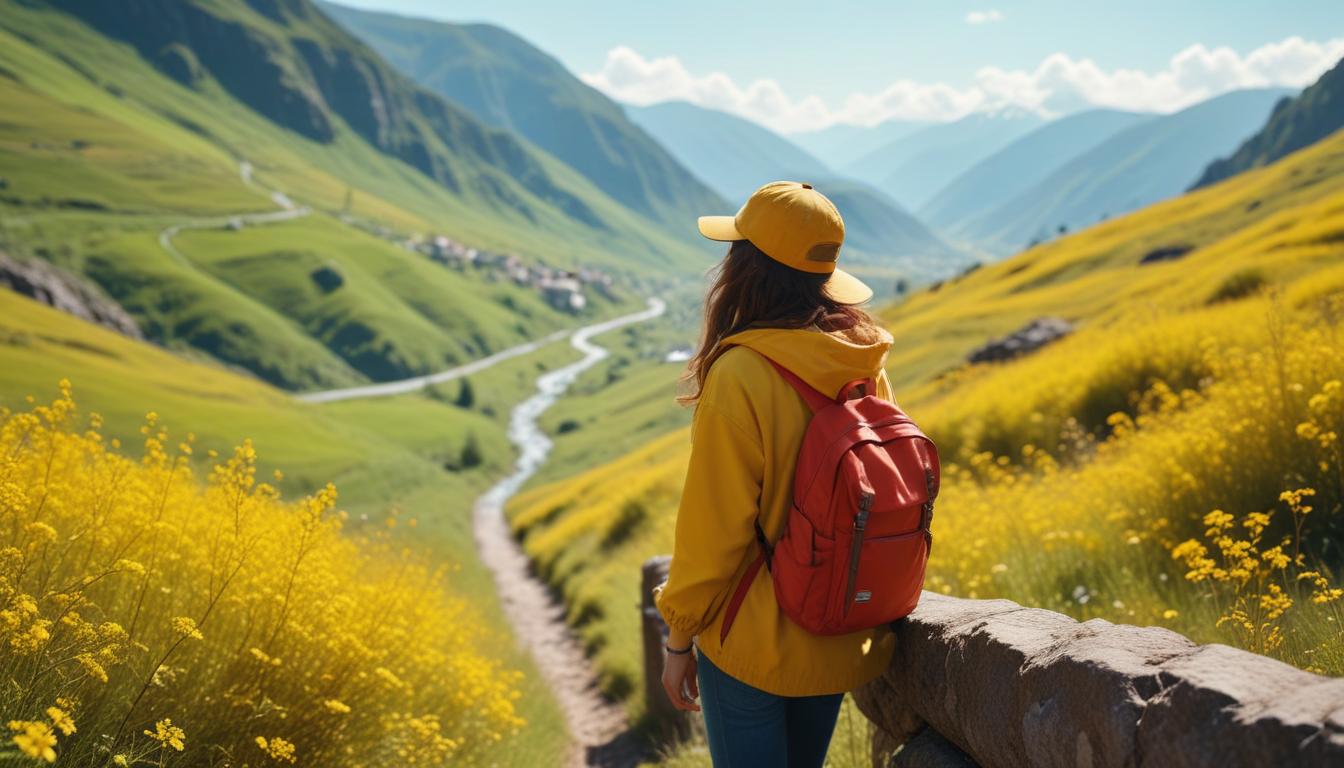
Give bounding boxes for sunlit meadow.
[0,384,523,766]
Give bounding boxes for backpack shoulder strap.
[759,356,833,413]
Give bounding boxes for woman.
[657,181,897,767]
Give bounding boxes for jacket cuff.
[654,582,706,637]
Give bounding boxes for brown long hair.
[679,240,879,404]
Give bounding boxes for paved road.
[298,299,665,404]
[157,161,310,271]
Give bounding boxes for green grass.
[0,0,707,392]
[173,214,609,383]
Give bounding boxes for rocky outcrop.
[1139,244,1194,265]
[0,252,142,339]
[966,317,1072,364]
[854,592,1344,768]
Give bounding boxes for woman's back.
[656,323,898,696]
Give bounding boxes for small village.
[331,212,618,314]
[416,233,616,314]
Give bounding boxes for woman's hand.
[661,646,700,712]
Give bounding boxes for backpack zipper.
[843,491,874,616]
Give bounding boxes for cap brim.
[823,268,873,304]
[698,215,742,242]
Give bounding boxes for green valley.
[2,1,1342,765]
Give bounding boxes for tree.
[460,433,483,469]
[455,378,475,409]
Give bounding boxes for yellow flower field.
[918,295,1344,673]
[0,383,523,766]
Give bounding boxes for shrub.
[1209,268,1268,304]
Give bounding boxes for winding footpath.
[472,298,665,768]
[307,299,667,766]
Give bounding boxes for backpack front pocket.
[830,528,927,633]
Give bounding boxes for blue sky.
[333,1,1344,132]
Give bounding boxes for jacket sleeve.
[654,398,764,638]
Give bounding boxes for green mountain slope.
[920,109,1152,236]
[789,119,929,171]
[0,0,703,390]
[624,100,832,202]
[845,111,1044,210]
[962,88,1292,255]
[320,2,726,229]
[1193,57,1344,189]
[619,100,965,281]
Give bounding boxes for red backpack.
[720,356,940,642]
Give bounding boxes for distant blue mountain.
[919,109,1153,235]
[789,120,930,171]
[625,100,833,202]
[960,88,1294,255]
[844,111,1045,210]
[625,100,967,279]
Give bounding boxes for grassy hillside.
[0,0,705,390]
[504,127,1344,731]
[320,2,727,230]
[0,287,581,764]
[920,109,1151,238]
[1195,57,1344,188]
[962,88,1291,254]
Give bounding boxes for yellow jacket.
[656,324,897,696]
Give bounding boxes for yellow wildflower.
[144,718,186,751]
[45,707,75,736]
[8,720,57,763]
[323,699,351,715]
[171,616,203,641]
[256,736,297,763]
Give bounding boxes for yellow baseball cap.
[698,180,872,304]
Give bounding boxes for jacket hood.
[722,325,892,400]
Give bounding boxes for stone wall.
[854,592,1344,767]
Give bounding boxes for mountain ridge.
[320,1,728,230]
[622,99,967,280]
[957,88,1292,254]
[1193,56,1344,189]
[845,111,1046,210]
[919,109,1153,237]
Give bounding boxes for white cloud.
[966,10,1004,25]
[581,36,1344,133]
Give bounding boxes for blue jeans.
[696,651,844,768]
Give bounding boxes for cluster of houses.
[329,213,614,315]
[416,234,614,314]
